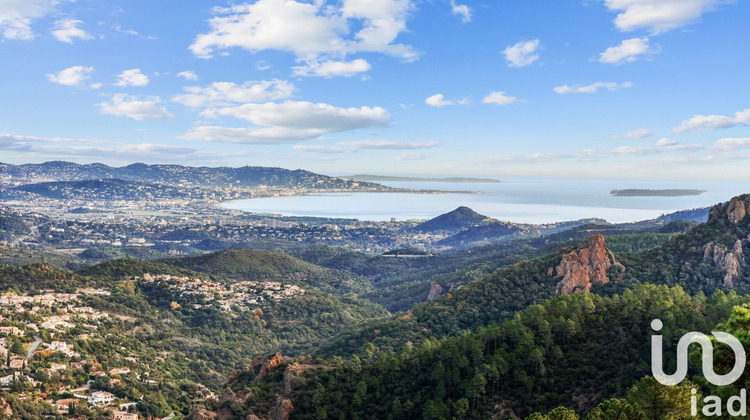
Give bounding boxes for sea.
[220,177,750,224]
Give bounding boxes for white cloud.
[173,80,295,108]
[295,139,440,153]
[115,69,149,87]
[292,59,371,78]
[202,101,390,133]
[98,94,174,120]
[613,128,653,139]
[604,0,730,35]
[0,132,228,162]
[425,93,454,108]
[673,109,750,133]
[189,0,417,70]
[655,137,677,147]
[112,23,139,36]
[177,70,198,81]
[51,19,92,43]
[482,91,517,105]
[0,131,106,147]
[46,65,94,86]
[553,81,633,94]
[450,0,471,23]
[0,0,58,40]
[713,137,750,151]
[502,39,540,68]
[180,126,319,144]
[599,37,657,65]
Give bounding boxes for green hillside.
[209,284,748,419]
[162,249,373,296]
[412,206,491,233]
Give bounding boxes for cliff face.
[427,282,444,300]
[709,195,750,224]
[269,397,294,420]
[702,195,750,287]
[704,239,747,287]
[553,234,624,294]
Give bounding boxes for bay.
[221,176,750,224]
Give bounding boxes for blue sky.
[1,0,749,179]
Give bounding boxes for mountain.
[412,206,492,233]
[0,161,382,190]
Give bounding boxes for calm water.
[221,177,750,224]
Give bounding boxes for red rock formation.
[0,398,12,417]
[553,234,624,294]
[268,397,294,420]
[253,353,283,382]
[426,281,444,300]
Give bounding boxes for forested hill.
[161,249,373,296]
[204,285,750,419]
[412,206,492,233]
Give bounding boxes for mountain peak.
[413,206,490,233]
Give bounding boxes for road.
[26,335,42,359]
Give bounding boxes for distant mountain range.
[0,161,382,190]
[611,188,706,196]
[342,174,502,183]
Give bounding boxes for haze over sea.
[222,177,750,224]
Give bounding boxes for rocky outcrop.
[553,234,624,294]
[704,240,746,287]
[268,397,294,420]
[283,362,315,393]
[0,398,12,417]
[427,282,444,300]
[709,195,750,224]
[252,353,283,382]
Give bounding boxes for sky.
[1,0,750,179]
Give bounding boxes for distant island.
[610,189,706,197]
[342,174,502,183]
